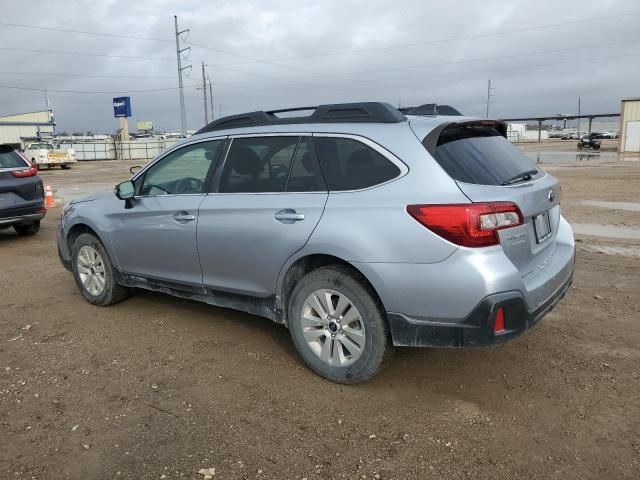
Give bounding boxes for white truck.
[24,142,76,169]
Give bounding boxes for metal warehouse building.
[620,97,640,153]
[0,110,55,148]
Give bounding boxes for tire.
[71,233,129,306]
[288,265,393,384]
[593,144,600,151]
[60,164,70,169]
[14,221,40,236]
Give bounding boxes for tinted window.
[0,147,27,168]
[433,125,540,186]
[286,137,325,192]
[219,136,299,193]
[314,137,400,191]
[139,140,221,195]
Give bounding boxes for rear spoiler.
[421,119,508,155]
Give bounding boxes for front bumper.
[387,269,573,347]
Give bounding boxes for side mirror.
[129,165,141,174]
[115,180,135,200]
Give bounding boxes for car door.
[110,139,224,290]
[197,135,328,297]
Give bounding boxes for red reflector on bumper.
[493,307,505,333]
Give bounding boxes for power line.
[185,40,321,76]
[0,71,175,79]
[0,46,174,61]
[215,11,640,66]
[357,51,640,88]
[0,83,200,94]
[0,21,172,43]
[298,39,640,79]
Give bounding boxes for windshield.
[432,125,541,186]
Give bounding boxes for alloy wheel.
[300,289,366,367]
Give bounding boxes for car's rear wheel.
[71,233,128,306]
[288,265,393,384]
[61,164,70,169]
[14,221,40,236]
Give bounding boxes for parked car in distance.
[25,142,76,169]
[57,102,575,383]
[0,145,45,236]
[577,135,601,150]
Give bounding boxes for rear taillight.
[406,202,523,247]
[11,164,38,178]
[493,307,505,333]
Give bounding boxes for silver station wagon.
[57,102,575,383]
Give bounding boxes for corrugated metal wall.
[621,100,640,152]
[0,110,54,146]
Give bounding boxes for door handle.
[174,211,196,222]
[274,209,305,224]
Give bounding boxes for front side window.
[139,140,222,196]
[219,136,299,193]
[314,137,401,191]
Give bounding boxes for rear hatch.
[415,120,561,276]
[0,146,44,218]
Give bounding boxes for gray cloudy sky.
[1,0,639,132]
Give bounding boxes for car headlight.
[62,203,74,219]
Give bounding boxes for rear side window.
[432,125,541,186]
[0,147,27,169]
[314,137,400,191]
[219,136,299,193]
[286,137,325,192]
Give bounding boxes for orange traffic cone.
[45,185,56,208]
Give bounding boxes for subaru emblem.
[548,190,555,202]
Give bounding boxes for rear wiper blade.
[501,169,538,186]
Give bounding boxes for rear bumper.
[387,267,573,347]
[0,211,45,227]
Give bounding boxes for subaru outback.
[57,102,575,383]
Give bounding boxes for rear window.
[432,125,541,186]
[0,146,27,169]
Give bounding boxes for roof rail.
[196,102,406,134]
[399,104,463,116]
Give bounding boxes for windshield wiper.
[501,169,538,186]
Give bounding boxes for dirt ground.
[1,149,639,480]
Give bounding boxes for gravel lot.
[1,147,639,479]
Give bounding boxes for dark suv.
[0,145,45,236]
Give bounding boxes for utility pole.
[208,75,214,120]
[201,62,208,125]
[577,96,581,138]
[485,79,495,118]
[174,15,191,136]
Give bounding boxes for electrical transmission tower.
[174,15,191,136]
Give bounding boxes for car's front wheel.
[71,233,128,306]
[288,265,393,384]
